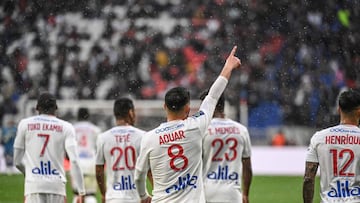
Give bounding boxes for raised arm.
[199,46,242,130]
[303,161,319,203]
[219,46,242,80]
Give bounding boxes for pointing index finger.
[230,46,237,56]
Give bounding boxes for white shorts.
[106,199,139,203]
[73,195,97,203]
[25,193,66,203]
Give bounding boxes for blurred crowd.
[0,0,359,130]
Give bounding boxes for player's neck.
[340,118,359,126]
[213,111,225,118]
[116,119,131,126]
[167,112,187,122]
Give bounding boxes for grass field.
[0,174,320,203]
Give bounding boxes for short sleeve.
[13,119,26,149]
[135,135,150,174]
[242,127,252,158]
[305,133,319,163]
[64,123,77,148]
[95,134,105,165]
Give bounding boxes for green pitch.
[0,174,320,202]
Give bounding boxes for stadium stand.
[0,0,359,136]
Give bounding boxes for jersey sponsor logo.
[110,129,134,134]
[206,165,238,183]
[327,180,360,198]
[329,128,360,134]
[159,130,186,145]
[192,111,204,118]
[165,173,197,194]
[79,151,93,159]
[113,175,136,191]
[32,161,59,175]
[155,124,184,134]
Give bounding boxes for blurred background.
[0,0,359,173]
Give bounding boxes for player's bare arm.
[96,164,106,203]
[220,46,241,79]
[303,161,319,203]
[242,157,252,203]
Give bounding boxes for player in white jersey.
[96,98,146,203]
[200,92,252,203]
[303,89,360,203]
[135,46,242,203]
[13,92,85,203]
[71,108,101,203]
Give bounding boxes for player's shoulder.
[129,125,146,134]
[55,117,74,128]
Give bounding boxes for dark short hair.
[199,90,225,113]
[77,107,89,120]
[114,98,134,119]
[36,92,57,113]
[339,89,360,113]
[165,87,190,112]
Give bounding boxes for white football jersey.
[202,118,251,202]
[13,114,77,196]
[306,124,360,202]
[73,121,101,175]
[136,98,217,203]
[96,125,145,202]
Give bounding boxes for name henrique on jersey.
[306,124,360,202]
[96,126,145,202]
[13,114,77,196]
[202,118,251,202]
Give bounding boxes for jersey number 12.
[330,148,355,177]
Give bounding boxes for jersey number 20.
[330,148,355,177]
[110,146,136,171]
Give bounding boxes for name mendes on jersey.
[27,123,63,132]
[208,127,240,136]
[327,180,360,198]
[165,173,198,194]
[113,175,136,191]
[32,161,59,175]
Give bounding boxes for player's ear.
[184,103,190,115]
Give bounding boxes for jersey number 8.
[168,144,189,171]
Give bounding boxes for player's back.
[15,114,74,195]
[202,118,251,202]
[73,121,101,173]
[308,124,360,202]
[96,125,144,201]
[142,118,205,203]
